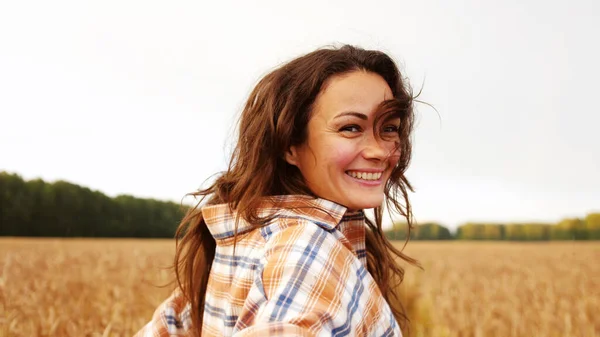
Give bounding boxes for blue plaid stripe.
[214,252,261,269]
[164,314,183,329]
[205,303,239,327]
[271,227,329,320]
[331,267,369,336]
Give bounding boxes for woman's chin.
[343,196,384,211]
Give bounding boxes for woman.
[136,44,419,337]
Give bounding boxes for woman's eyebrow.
[334,111,368,120]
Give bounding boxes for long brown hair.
[174,44,420,335]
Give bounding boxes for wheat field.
[0,238,598,337]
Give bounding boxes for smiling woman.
[136,45,420,337]
[285,71,403,211]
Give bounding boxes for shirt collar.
[202,195,356,240]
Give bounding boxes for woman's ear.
[285,146,299,167]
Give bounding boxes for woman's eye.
[383,125,400,133]
[340,125,361,133]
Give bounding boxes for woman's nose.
[361,133,388,161]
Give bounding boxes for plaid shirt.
[136,195,401,337]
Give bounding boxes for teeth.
[347,171,382,181]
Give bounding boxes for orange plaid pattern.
[135,195,401,336]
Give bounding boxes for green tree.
[456,223,488,240]
[483,224,503,240]
[414,223,452,240]
[551,218,587,240]
[0,171,186,238]
[585,213,600,240]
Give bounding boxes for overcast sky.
[1,0,598,229]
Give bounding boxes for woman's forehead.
[314,71,394,120]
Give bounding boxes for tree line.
[0,172,186,237]
[1,171,598,240]
[385,216,600,241]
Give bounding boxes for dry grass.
[0,238,598,336]
[0,238,174,337]
[395,241,600,337]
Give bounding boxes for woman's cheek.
[329,143,359,168]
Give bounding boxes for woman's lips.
[345,170,384,186]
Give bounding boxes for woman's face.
[285,70,401,211]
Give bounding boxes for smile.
[345,171,383,181]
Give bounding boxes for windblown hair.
[174,44,420,335]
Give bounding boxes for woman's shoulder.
[253,208,400,337]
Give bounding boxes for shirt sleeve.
[134,290,191,337]
[234,221,383,337]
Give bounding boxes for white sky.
[1,0,599,230]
